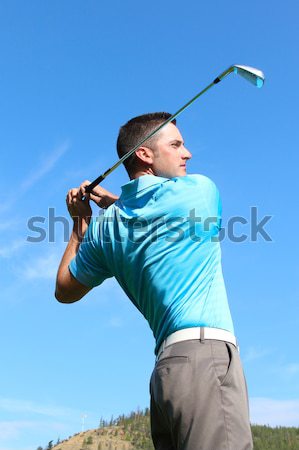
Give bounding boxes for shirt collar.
[120,175,170,199]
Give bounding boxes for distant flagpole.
[81,413,87,432]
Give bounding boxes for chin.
[178,168,187,176]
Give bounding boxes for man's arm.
[55,224,92,303]
[55,181,118,303]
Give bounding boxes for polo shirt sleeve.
[69,218,112,288]
[204,177,222,230]
[190,174,222,230]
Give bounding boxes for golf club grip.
[85,175,105,193]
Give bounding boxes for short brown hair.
[117,112,176,176]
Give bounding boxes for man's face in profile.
[149,123,192,178]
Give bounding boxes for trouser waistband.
[156,327,238,361]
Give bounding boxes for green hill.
[37,408,299,450]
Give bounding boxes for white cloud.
[250,397,299,426]
[21,249,62,280]
[0,199,14,214]
[0,220,21,232]
[0,398,86,449]
[284,363,299,376]
[0,447,30,450]
[0,447,33,450]
[0,239,27,259]
[107,317,123,328]
[271,362,299,382]
[21,141,70,191]
[0,420,39,440]
[243,346,270,362]
[0,419,67,448]
[0,397,79,419]
[0,140,70,215]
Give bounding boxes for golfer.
[56,112,253,450]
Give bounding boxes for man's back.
[69,174,234,353]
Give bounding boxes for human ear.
[135,146,154,165]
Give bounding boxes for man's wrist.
[72,217,90,242]
[102,194,119,209]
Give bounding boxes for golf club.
[85,64,265,193]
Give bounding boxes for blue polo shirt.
[69,174,234,354]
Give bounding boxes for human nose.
[182,146,192,160]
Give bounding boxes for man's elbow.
[55,286,82,303]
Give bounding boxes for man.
[55,112,253,450]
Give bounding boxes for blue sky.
[0,0,298,449]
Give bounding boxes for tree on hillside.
[99,416,106,428]
[86,436,93,444]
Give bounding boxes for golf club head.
[233,65,265,88]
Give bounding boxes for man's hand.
[66,180,118,240]
[78,180,119,209]
[66,187,92,240]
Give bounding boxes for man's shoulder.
[172,174,217,191]
[153,175,219,211]
[184,173,215,184]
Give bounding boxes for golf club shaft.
[85,66,235,193]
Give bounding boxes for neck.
[130,167,155,180]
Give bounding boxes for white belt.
[156,327,238,361]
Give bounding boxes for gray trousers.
[150,339,253,450]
